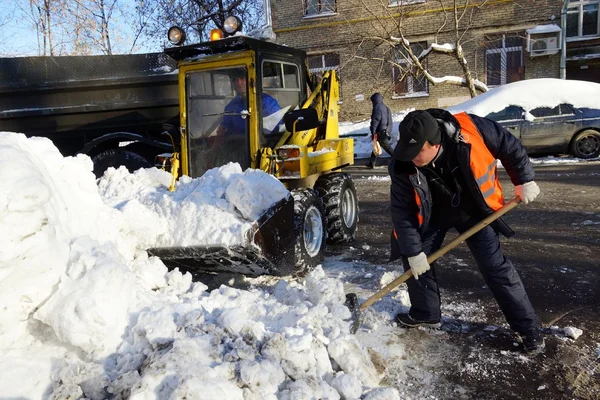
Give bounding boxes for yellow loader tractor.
[148,31,358,277]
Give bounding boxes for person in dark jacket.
[389,108,544,354]
[366,93,395,168]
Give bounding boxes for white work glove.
[408,252,431,280]
[514,181,540,205]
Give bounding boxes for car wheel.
[570,130,600,159]
[315,173,359,243]
[291,188,326,276]
[91,148,152,177]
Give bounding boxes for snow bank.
[0,132,394,399]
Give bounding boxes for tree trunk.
[98,0,112,54]
[455,43,477,97]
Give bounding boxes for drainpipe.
[560,0,568,79]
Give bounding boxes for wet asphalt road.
[333,159,600,399]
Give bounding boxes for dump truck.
[0,53,179,177]
[147,25,359,277]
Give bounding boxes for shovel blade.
[345,293,361,334]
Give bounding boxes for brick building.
[271,0,563,120]
[565,0,600,83]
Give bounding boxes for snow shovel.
[345,196,522,334]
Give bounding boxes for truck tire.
[92,148,152,177]
[315,173,359,243]
[570,130,600,159]
[292,188,326,276]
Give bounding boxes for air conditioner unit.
[528,37,560,56]
[526,25,562,57]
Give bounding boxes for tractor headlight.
[223,16,242,35]
[167,26,186,46]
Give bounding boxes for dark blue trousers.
[402,218,539,334]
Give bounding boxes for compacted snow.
[0,132,399,399]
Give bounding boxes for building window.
[567,1,600,39]
[485,34,524,87]
[307,53,342,98]
[304,0,336,17]
[392,41,428,98]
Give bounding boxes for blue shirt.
[221,93,281,135]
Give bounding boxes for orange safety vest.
[414,189,424,226]
[453,112,505,211]
[405,112,504,233]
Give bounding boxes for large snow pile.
[447,78,600,117]
[97,162,289,248]
[0,132,397,399]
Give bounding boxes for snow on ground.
[2,105,596,398]
[0,132,398,399]
[340,110,412,159]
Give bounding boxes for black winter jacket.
[370,93,393,136]
[389,109,535,258]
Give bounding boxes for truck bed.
[0,53,179,156]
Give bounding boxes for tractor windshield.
[185,66,251,178]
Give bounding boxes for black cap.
[394,110,441,161]
[229,67,246,79]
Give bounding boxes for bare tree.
[28,0,59,55]
[347,0,492,98]
[135,0,264,46]
[65,0,119,55]
[0,4,17,55]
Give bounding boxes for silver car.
[486,104,600,159]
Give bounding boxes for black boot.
[366,152,376,168]
[518,328,545,354]
[395,313,441,328]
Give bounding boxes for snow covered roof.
[446,78,600,117]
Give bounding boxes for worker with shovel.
[389,109,544,354]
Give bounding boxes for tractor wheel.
[292,188,326,276]
[315,173,359,243]
[570,130,600,159]
[91,148,152,177]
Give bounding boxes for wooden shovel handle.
[358,197,521,311]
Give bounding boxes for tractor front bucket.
[148,196,296,276]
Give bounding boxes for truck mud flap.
[147,196,295,276]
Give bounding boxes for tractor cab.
[165,36,309,179]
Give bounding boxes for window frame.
[529,104,577,120]
[261,60,301,92]
[484,33,524,87]
[392,41,429,99]
[303,0,337,18]
[566,0,600,40]
[486,105,524,123]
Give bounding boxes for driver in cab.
[218,69,281,136]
